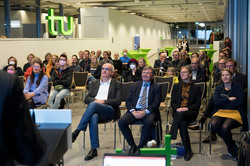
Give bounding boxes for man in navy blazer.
[118,66,161,153]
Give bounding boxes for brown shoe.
[202,133,217,143]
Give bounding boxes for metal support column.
[59,4,64,16]
[36,0,41,38]
[4,0,11,38]
[204,24,207,49]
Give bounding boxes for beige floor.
[63,97,238,166]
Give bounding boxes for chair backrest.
[161,71,166,77]
[155,76,174,94]
[72,71,88,87]
[121,82,133,101]
[194,82,205,100]
[157,82,169,102]
[152,68,160,76]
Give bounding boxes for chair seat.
[187,120,199,127]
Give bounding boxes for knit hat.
[127,58,138,67]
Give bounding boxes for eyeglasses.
[33,66,40,68]
[219,63,226,65]
[180,71,188,74]
[60,59,66,61]
[142,72,152,75]
[102,68,111,71]
[226,65,234,68]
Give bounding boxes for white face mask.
[130,64,136,70]
[123,52,127,56]
[59,60,66,66]
[9,61,15,65]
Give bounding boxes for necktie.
[140,84,148,110]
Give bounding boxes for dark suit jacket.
[84,79,122,120]
[233,72,247,91]
[171,82,202,118]
[192,67,206,83]
[79,59,91,71]
[0,71,46,165]
[126,81,161,119]
[153,59,172,70]
[213,82,247,131]
[171,59,185,72]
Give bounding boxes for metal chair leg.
[209,123,212,155]
[114,121,116,150]
[199,122,202,154]
[83,131,85,151]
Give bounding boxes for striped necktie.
[139,84,148,110]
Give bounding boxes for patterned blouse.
[181,83,191,107]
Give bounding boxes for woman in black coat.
[211,68,245,160]
[170,66,201,161]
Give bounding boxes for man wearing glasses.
[48,54,72,109]
[118,66,161,154]
[71,63,121,161]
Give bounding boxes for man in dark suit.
[0,71,46,165]
[79,50,91,71]
[71,63,121,161]
[171,51,185,72]
[191,57,206,83]
[118,66,161,153]
[153,52,172,71]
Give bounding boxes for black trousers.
[211,116,241,151]
[118,111,155,148]
[170,111,197,151]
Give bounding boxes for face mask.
[59,60,66,66]
[123,52,127,56]
[9,61,15,65]
[130,64,136,70]
[7,70,15,74]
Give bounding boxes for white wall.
[0,8,170,68]
[109,9,170,56]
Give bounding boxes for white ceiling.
[9,0,226,23]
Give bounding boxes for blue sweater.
[24,74,49,106]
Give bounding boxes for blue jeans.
[48,89,70,109]
[77,102,114,148]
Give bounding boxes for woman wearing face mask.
[23,57,49,109]
[3,56,23,76]
[7,64,24,90]
[124,58,142,82]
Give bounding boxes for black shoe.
[184,151,193,161]
[135,147,140,154]
[84,149,98,161]
[228,143,239,161]
[202,133,217,143]
[129,145,138,154]
[72,129,80,143]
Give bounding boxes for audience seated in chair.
[3,56,23,76]
[170,66,201,161]
[23,53,35,73]
[48,54,72,109]
[210,68,245,160]
[79,50,91,72]
[124,58,142,82]
[86,55,102,84]
[42,52,52,69]
[23,57,49,109]
[99,51,114,67]
[96,50,103,62]
[113,52,123,75]
[191,57,206,83]
[69,55,82,72]
[213,52,226,73]
[7,64,24,89]
[45,54,59,78]
[153,52,172,72]
[179,49,191,65]
[164,67,179,84]
[71,63,121,161]
[195,59,247,143]
[171,51,185,72]
[119,66,161,154]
